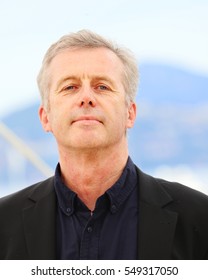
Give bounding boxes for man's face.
[39,47,136,152]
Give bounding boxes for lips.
[72,116,102,124]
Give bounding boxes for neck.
[58,144,129,211]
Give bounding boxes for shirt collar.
[54,156,137,216]
[106,157,137,213]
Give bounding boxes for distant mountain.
[138,63,208,104]
[1,63,208,189]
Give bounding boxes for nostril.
[80,100,94,106]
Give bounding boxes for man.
[0,30,208,260]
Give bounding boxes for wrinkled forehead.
[47,47,125,85]
[49,46,124,70]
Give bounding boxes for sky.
[0,0,208,118]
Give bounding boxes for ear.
[38,105,52,132]
[126,102,137,129]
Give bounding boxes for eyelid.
[95,82,111,90]
[65,85,77,90]
[59,83,79,93]
[98,84,109,90]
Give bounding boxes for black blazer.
[0,166,208,259]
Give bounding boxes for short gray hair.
[37,29,139,108]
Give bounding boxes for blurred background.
[0,0,208,197]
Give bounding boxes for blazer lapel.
[21,169,178,260]
[136,168,178,259]
[22,178,56,259]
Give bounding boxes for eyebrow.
[55,76,80,91]
[91,75,117,87]
[55,75,117,91]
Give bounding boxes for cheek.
[111,106,129,129]
[47,108,63,133]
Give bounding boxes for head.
[37,29,139,109]
[38,30,138,155]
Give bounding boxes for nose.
[78,86,96,108]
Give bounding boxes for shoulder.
[0,176,55,210]
[135,165,208,214]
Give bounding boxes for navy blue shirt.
[54,157,138,259]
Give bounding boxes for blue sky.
[0,0,208,117]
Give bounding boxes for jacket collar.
[136,166,178,259]
[22,167,178,260]
[22,177,56,259]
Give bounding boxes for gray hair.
[37,29,139,108]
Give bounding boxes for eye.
[65,85,77,90]
[61,84,79,93]
[98,85,108,90]
[96,84,110,91]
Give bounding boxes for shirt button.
[66,207,71,213]
[87,226,93,233]
[111,205,117,213]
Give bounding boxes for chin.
[66,137,103,149]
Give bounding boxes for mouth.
[72,116,103,125]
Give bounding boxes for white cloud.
[152,164,208,195]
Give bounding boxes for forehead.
[48,47,124,81]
